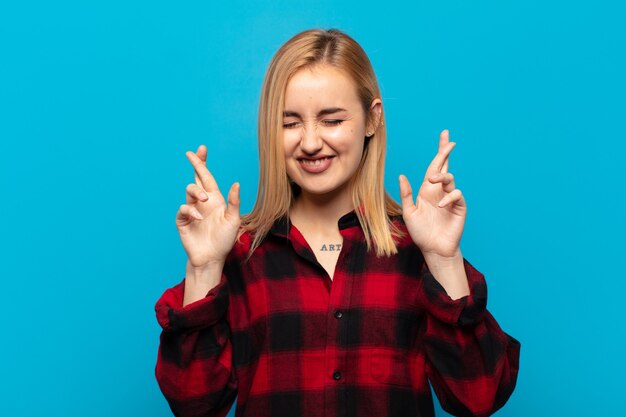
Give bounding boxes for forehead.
[284,65,360,110]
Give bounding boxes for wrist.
[422,250,469,300]
[186,258,225,276]
[422,248,463,266]
[183,260,225,307]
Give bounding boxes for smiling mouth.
[297,156,335,173]
[299,156,334,166]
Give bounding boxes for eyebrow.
[283,107,348,118]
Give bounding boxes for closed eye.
[283,122,300,129]
[323,120,343,126]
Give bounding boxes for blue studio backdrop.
[1,1,625,416]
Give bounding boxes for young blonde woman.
[155,28,520,417]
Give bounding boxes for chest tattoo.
[320,244,342,252]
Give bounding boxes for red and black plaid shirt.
[155,211,520,417]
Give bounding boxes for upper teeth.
[302,157,329,166]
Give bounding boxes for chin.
[293,179,350,198]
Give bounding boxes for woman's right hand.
[176,144,241,269]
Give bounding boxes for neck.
[290,186,355,232]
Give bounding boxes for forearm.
[156,285,237,415]
[183,259,225,307]
[423,250,470,300]
[425,311,521,416]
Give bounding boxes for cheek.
[322,124,353,141]
[322,125,365,153]
[282,130,301,155]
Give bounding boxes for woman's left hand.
[399,129,467,258]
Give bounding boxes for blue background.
[1,1,624,416]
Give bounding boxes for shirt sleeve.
[154,274,237,417]
[419,257,521,417]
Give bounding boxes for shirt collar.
[269,209,361,238]
[269,215,290,238]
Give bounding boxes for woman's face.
[282,64,379,199]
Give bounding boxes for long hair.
[240,28,404,257]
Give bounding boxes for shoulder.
[227,227,277,263]
[387,213,415,248]
[226,229,254,263]
[388,213,404,225]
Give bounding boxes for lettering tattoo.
[320,244,342,252]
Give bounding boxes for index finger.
[440,130,452,173]
[191,144,207,186]
[425,132,456,178]
[186,146,220,192]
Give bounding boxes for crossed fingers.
[425,129,455,179]
[428,172,456,193]
[185,145,220,193]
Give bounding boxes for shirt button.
[334,310,343,319]
[333,371,341,380]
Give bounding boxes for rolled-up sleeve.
[154,275,237,417]
[156,276,229,333]
[419,258,521,417]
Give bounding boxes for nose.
[299,123,323,155]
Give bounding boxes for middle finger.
[429,172,456,193]
[186,183,209,205]
[425,141,456,179]
[186,149,220,192]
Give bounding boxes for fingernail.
[200,192,208,200]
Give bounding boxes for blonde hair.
[241,28,404,257]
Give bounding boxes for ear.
[366,98,383,136]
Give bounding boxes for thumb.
[399,175,416,214]
[225,182,241,224]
